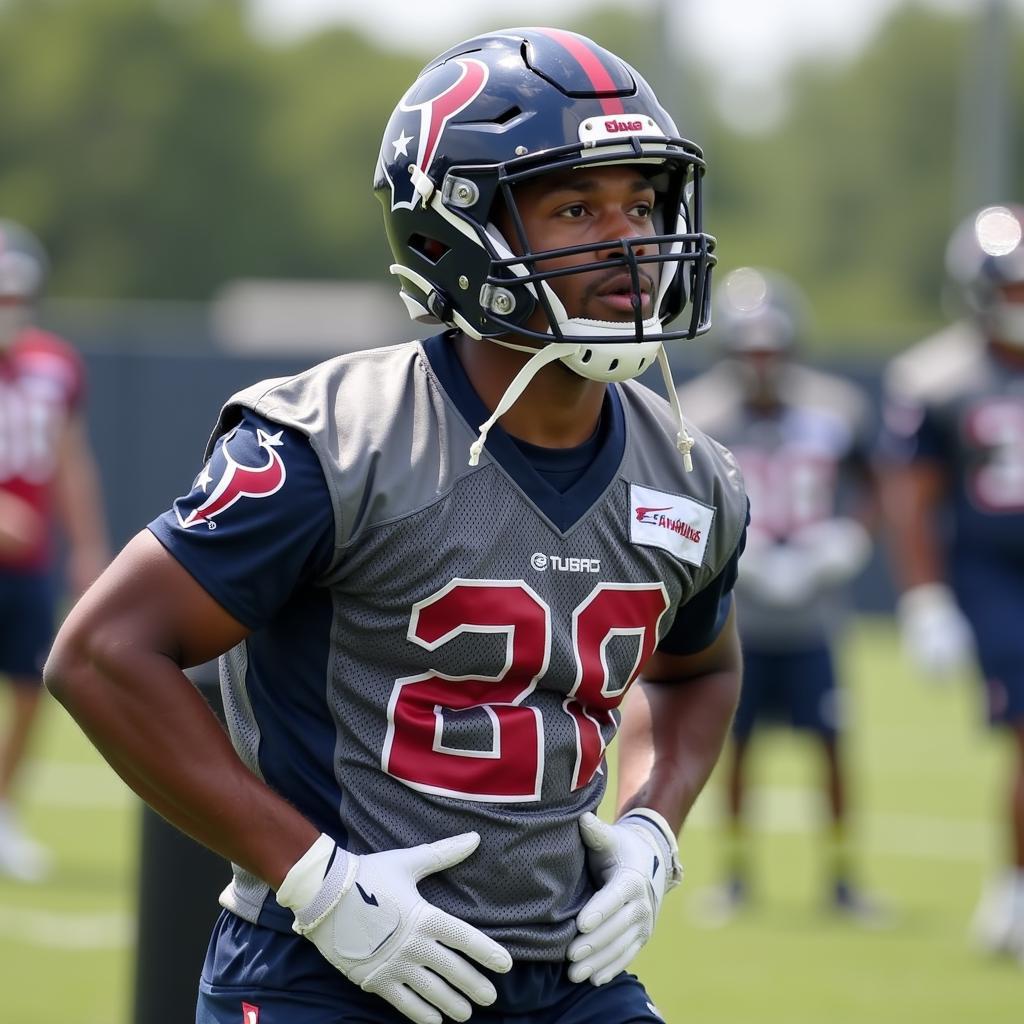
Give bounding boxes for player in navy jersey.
[676,268,880,924]
[45,28,746,1024]
[0,220,109,882]
[879,203,1024,961]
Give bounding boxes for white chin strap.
[543,286,664,384]
[656,346,695,472]
[466,225,694,469]
[468,342,579,466]
[469,337,694,472]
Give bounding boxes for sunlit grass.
[1,615,1019,1023]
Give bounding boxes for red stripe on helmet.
[534,28,626,115]
[419,58,488,175]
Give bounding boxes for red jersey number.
[964,399,1024,513]
[383,579,668,801]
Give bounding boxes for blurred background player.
[879,203,1024,960]
[677,267,880,922]
[0,219,109,881]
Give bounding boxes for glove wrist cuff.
[277,833,336,910]
[277,833,355,934]
[619,807,684,889]
[897,582,957,619]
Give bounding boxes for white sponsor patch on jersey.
[629,484,714,566]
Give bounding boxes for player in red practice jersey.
[0,220,109,880]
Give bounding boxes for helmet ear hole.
[491,105,523,126]
[409,234,450,266]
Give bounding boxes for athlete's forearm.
[45,624,317,888]
[54,420,110,591]
[879,463,948,590]
[616,667,740,833]
[0,488,43,557]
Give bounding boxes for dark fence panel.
[82,348,310,551]
[77,342,897,611]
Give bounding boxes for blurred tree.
[0,0,1020,356]
[697,5,1023,351]
[1,0,284,296]
[260,28,422,286]
[0,0,416,299]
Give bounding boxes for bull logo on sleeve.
[175,428,286,530]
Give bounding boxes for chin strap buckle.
[657,347,695,472]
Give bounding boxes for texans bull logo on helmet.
[174,427,286,530]
[380,57,489,213]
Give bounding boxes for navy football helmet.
[712,267,809,406]
[0,220,48,302]
[373,26,715,386]
[713,267,807,355]
[946,203,1024,347]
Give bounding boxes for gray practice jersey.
[152,336,746,961]
[678,359,873,649]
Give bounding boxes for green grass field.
[1,615,1020,1022]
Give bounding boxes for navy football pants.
[195,912,666,1023]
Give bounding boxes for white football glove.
[897,582,975,678]
[790,517,873,589]
[276,832,512,1024]
[739,519,872,610]
[737,541,820,608]
[567,809,682,986]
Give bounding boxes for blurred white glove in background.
[897,582,975,678]
[790,517,873,588]
[738,518,872,609]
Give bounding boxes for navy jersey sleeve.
[147,410,335,630]
[656,508,747,657]
[878,393,947,465]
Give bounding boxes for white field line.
[0,906,133,949]
[686,784,997,862]
[24,761,998,860]
[26,764,997,862]
[0,784,997,951]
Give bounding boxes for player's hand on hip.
[276,831,512,1024]
[567,809,682,986]
[897,582,975,679]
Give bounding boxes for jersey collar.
[422,332,626,532]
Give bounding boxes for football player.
[676,267,880,923]
[879,203,1024,960]
[0,220,109,881]
[46,28,747,1024]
